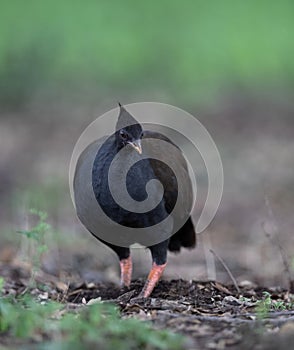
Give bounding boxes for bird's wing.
[142,130,194,219]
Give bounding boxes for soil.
[66,279,294,350]
[1,261,294,350]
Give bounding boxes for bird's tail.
[168,217,196,253]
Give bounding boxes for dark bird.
[74,104,196,297]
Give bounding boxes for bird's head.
[115,103,143,154]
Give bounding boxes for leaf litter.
[1,262,294,350]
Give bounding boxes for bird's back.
[142,131,194,219]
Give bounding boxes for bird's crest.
[116,103,141,131]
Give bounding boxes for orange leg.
[119,256,132,287]
[139,262,167,298]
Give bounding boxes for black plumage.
[74,104,196,297]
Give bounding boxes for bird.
[73,103,196,298]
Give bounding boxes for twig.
[263,195,294,293]
[209,249,241,294]
[67,288,84,297]
[202,232,216,281]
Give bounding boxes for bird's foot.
[139,262,167,298]
[120,256,133,288]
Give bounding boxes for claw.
[120,256,132,288]
[139,262,167,298]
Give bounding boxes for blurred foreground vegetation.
[0,291,184,350]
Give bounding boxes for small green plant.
[256,291,272,319]
[272,301,286,311]
[255,291,289,318]
[17,209,50,285]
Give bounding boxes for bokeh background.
[0,0,293,288]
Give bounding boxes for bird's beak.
[129,140,142,154]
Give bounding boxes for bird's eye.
[120,130,128,140]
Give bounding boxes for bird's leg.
[139,240,168,298]
[105,244,131,288]
[140,262,167,298]
[120,256,133,288]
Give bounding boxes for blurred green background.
[1,0,293,107]
[0,0,293,286]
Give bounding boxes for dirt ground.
[1,258,294,350]
[62,280,294,350]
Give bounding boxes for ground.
[1,259,294,350]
